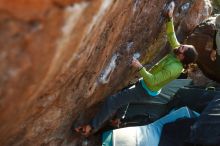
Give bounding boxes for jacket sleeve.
[166,18,180,49]
[138,63,182,89]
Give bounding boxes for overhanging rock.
[0,0,212,145]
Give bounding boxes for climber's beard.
[173,48,181,56]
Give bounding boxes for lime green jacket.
[139,18,183,92]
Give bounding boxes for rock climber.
[75,1,198,136]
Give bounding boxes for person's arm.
[131,57,182,89]
[164,1,180,49]
[138,63,182,89]
[166,18,180,49]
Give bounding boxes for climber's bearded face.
[173,45,188,60]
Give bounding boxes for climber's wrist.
[138,66,144,72]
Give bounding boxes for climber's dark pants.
[91,80,153,132]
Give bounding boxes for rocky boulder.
[0,0,212,145]
[185,16,220,83]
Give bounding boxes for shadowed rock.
[186,16,220,83]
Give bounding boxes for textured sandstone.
[0,0,212,145]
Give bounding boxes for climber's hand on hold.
[163,1,175,19]
[131,57,143,70]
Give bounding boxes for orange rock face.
[0,0,52,20]
[0,0,81,20]
[0,0,211,145]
